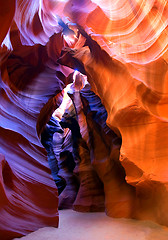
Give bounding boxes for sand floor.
[14,210,168,240]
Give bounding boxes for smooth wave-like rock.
[1,0,168,238]
[0,30,70,239]
[58,27,168,225]
[67,81,105,212]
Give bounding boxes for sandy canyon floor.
[13,209,168,240]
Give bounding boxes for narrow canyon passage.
[1,1,168,239]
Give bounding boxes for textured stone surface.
[1,0,168,238]
[0,30,67,239]
[58,28,168,225]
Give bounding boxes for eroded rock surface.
[1,0,168,238]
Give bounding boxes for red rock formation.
[67,79,105,212]
[0,0,15,46]
[1,0,168,238]
[58,27,168,225]
[0,29,68,239]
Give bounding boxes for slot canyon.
[1,0,168,239]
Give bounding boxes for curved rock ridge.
[1,0,168,238]
[57,28,168,226]
[0,152,58,240]
[13,0,168,65]
[0,29,71,239]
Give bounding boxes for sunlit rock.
[1,0,168,238]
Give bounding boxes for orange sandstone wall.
[1,0,168,238]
